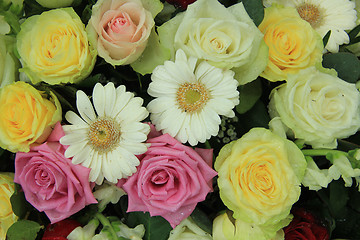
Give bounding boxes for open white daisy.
[60,82,150,185]
[147,49,239,146]
[263,0,357,52]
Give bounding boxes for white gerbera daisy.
[60,83,150,184]
[263,0,357,52]
[147,49,239,146]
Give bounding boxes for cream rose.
[214,128,307,239]
[157,0,268,85]
[258,5,323,82]
[87,0,162,66]
[268,67,360,149]
[16,8,97,85]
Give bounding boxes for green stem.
[301,149,345,157]
[95,213,118,240]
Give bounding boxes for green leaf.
[323,30,331,48]
[241,0,264,26]
[130,27,171,75]
[126,212,171,240]
[237,99,270,134]
[190,208,212,234]
[348,24,360,44]
[329,180,349,219]
[322,52,360,83]
[6,220,43,240]
[10,184,29,218]
[236,78,262,114]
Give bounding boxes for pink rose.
[87,0,158,66]
[122,130,217,228]
[14,122,97,223]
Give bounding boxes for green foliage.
[10,184,30,219]
[347,24,360,45]
[7,220,43,240]
[323,30,331,48]
[240,0,264,26]
[236,78,262,114]
[126,212,172,240]
[322,52,360,83]
[190,207,213,234]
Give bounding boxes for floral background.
[1,0,360,239]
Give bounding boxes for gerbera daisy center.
[297,3,322,27]
[176,82,209,113]
[88,117,121,153]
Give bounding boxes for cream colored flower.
[60,82,150,184]
[147,49,239,146]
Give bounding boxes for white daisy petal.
[104,82,116,117]
[93,82,105,117]
[112,86,133,117]
[71,145,92,165]
[76,90,96,123]
[65,111,88,126]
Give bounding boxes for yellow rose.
[0,81,62,152]
[0,172,17,239]
[16,8,97,85]
[258,5,323,82]
[214,128,306,238]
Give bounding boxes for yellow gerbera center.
[176,82,209,113]
[88,117,121,153]
[297,3,322,28]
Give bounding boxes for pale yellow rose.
[16,8,97,85]
[268,67,360,149]
[35,0,75,8]
[258,5,323,82]
[212,211,288,240]
[168,217,212,240]
[214,128,306,239]
[86,0,163,66]
[0,81,62,152]
[0,34,20,87]
[0,172,17,239]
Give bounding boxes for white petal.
[65,111,88,126]
[76,90,96,123]
[112,85,133,117]
[92,83,105,117]
[104,82,117,117]
[71,145,93,165]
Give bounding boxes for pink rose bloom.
[87,0,159,66]
[122,128,217,228]
[14,122,97,223]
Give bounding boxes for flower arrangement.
[1,0,360,239]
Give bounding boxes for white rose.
[157,0,268,85]
[269,66,360,148]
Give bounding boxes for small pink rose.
[14,122,97,223]
[122,130,217,228]
[87,0,155,65]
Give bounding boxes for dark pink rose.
[14,122,97,223]
[122,130,217,228]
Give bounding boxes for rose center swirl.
[297,4,322,28]
[176,82,209,113]
[88,117,121,153]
